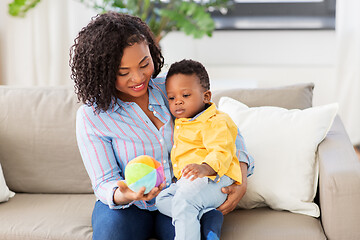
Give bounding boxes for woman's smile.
[130,82,146,91]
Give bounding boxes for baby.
[156,59,242,240]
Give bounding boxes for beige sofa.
[0,84,359,240]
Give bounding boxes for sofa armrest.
[318,116,360,240]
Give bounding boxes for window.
[211,0,336,30]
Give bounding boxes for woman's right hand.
[113,180,165,205]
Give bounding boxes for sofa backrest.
[0,83,314,194]
[212,83,314,109]
[0,86,93,194]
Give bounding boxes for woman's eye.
[140,62,149,68]
[118,72,128,76]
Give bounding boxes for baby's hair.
[70,11,164,112]
[166,59,210,90]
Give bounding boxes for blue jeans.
[156,176,233,240]
[92,200,223,240]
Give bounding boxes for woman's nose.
[130,70,142,83]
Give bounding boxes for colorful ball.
[125,155,165,194]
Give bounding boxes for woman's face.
[116,41,154,102]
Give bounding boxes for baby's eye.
[183,94,190,98]
[168,97,175,101]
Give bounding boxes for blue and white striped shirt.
[76,76,254,210]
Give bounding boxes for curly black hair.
[70,12,164,112]
[166,59,210,90]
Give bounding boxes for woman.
[70,12,254,240]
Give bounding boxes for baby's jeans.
[156,175,234,240]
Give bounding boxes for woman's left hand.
[217,182,246,215]
[217,162,248,215]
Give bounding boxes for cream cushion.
[0,163,14,202]
[0,87,92,194]
[218,97,338,217]
[0,194,94,240]
[222,208,326,240]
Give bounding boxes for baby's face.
[166,73,210,119]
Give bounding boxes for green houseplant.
[8,0,231,42]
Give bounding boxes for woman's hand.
[217,162,248,215]
[217,181,247,215]
[113,180,166,205]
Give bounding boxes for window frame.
[210,0,336,30]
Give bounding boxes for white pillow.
[0,163,15,202]
[218,97,338,217]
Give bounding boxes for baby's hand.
[182,163,216,181]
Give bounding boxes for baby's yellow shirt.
[171,103,242,184]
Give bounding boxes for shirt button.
[176,126,179,129]
[153,111,157,115]
[173,145,176,148]
[174,164,177,167]
[163,160,166,164]
[160,138,164,143]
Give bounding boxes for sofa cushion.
[0,86,92,193]
[218,97,338,217]
[212,82,314,109]
[0,194,94,240]
[222,208,326,240]
[0,195,326,240]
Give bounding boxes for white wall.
[0,1,337,107]
[0,0,97,86]
[161,30,337,107]
[0,0,8,84]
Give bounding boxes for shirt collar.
[176,102,216,123]
[107,78,164,113]
[148,79,165,107]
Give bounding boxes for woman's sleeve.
[235,129,255,177]
[76,106,132,209]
